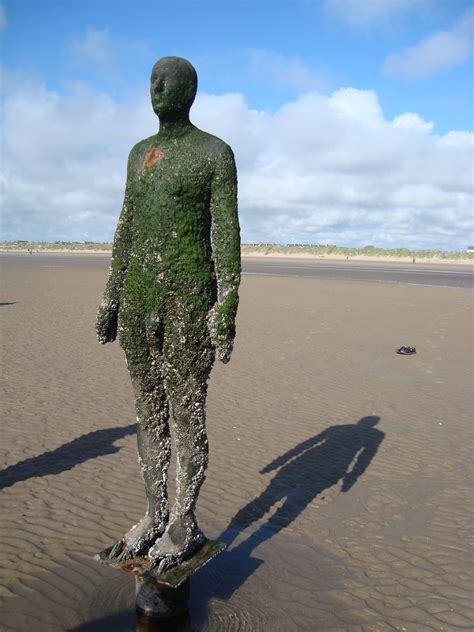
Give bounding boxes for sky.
[1,0,473,250]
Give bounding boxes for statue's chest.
[136,144,212,203]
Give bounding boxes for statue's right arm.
[96,152,135,344]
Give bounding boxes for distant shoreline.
[1,247,473,266]
[242,251,474,265]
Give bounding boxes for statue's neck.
[157,116,193,140]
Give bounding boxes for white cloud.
[1,68,473,250]
[0,68,155,241]
[384,8,474,77]
[328,88,384,127]
[323,0,429,28]
[392,113,434,134]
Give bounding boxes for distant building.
[466,246,474,252]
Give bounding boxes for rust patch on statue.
[144,148,165,168]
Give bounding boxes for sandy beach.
[0,253,473,631]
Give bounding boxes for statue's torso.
[122,127,226,314]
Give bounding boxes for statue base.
[94,540,226,618]
[135,574,190,619]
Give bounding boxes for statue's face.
[150,58,197,118]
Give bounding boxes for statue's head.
[150,56,198,119]
[357,416,380,427]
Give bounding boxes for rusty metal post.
[95,540,225,624]
[135,574,190,618]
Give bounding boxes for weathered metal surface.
[95,539,226,588]
[135,575,190,618]
[95,55,240,573]
[151,539,226,588]
[143,147,165,168]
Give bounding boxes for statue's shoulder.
[129,136,155,161]
[191,128,234,161]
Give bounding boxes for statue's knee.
[178,445,208,480]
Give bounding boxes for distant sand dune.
[1,243,473,265]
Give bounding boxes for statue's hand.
[340,472,356,493]
[217,339,234,364]
[96,299,119,344]
[207,301,236,364]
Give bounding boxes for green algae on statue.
[96,56,240,574]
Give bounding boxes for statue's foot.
[148,515,206,574]
[107,515,167,563]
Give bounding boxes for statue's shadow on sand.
[0,424,136,490]
[4,417,383,631]
[196,415,385,605]
[68,415,385,632]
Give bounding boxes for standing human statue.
[96,56,241,574]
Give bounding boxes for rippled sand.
[1,255,473,631]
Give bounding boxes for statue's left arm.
[208,143,241,363]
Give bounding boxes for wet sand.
[0,255,473,631]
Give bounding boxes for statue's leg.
[173,375,209,523]
[108,312,171,561]
[148,322,215,571]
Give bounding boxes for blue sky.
[1,0,473,249]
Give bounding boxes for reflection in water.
[69,608,193,632]
[135,609,193,632]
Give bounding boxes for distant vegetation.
[1,241,473,260]
[0,241,112,251]
[241,243,474,260]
